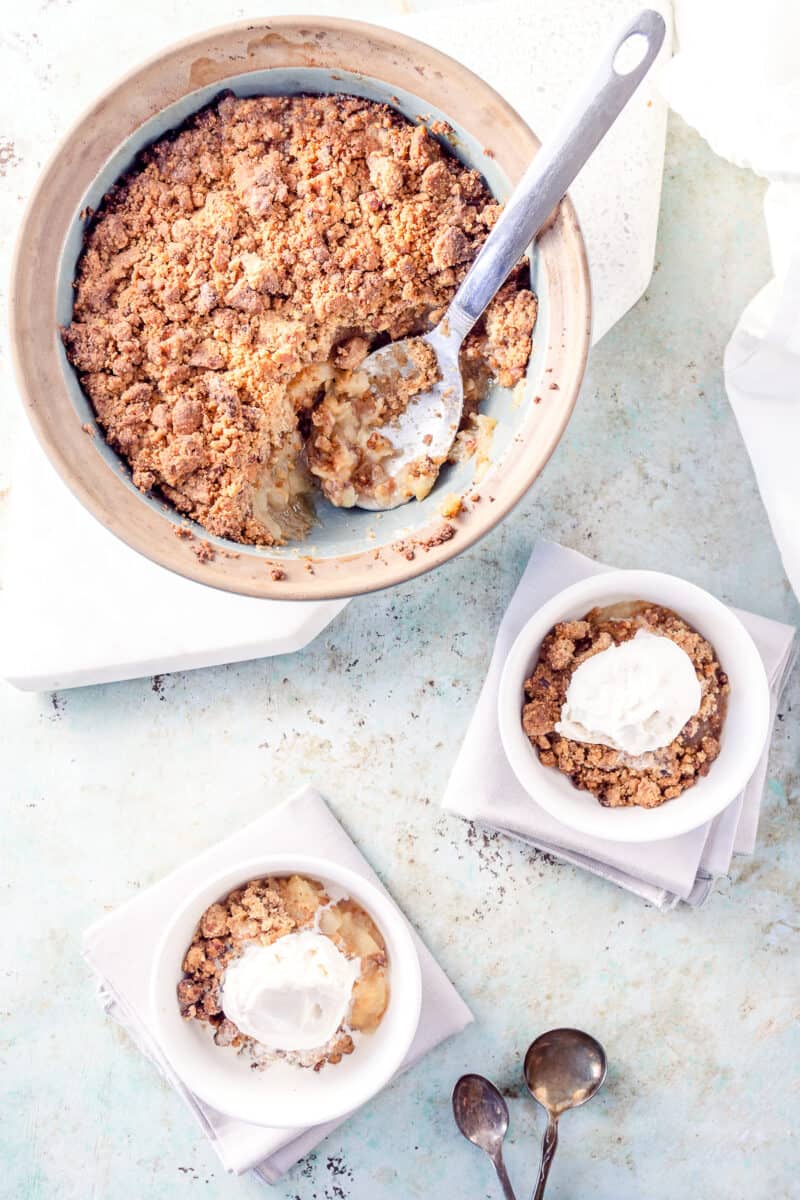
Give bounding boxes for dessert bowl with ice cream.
[150,855,422,1127]
[497,570,771,843]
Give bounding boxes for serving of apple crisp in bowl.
[152,855,422,1128]
[11,18,591,598]
[498,570,772,843]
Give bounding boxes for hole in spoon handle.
[532,1116,559,1200]
[449,9,665,331]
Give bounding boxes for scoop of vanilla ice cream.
[555,629,702,756]
[220,931,359,1052]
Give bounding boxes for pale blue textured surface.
[2,74,799,1200]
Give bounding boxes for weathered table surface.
[2,3,798,1198]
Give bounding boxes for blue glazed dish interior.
[56,67,549,562]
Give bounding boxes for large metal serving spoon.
[452,1073,518,1200]
[353,8,665,510]
[523,1029,608,1199]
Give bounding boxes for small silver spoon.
[353,8,665,509]
[452,1073,518,1200]
[523,1029,607,1200]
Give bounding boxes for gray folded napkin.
[82,786,472,1183]
[442,541,796,909]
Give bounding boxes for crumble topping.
[62,92,537,545]
[522,602,729,808]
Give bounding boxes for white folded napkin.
[658,0,800,602]
[82,786,472,1184]
[442,541,796,910]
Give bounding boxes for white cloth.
[442,541,796,910]
[659,0,800,600]
[82,787,472,1183]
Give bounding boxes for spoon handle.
[532,1116,559,1200]
[445,8,666,339]
[492,1150,519,1200]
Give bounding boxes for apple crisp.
[522,603,729,808]
[177,874,389,1071]
[307,336,442,507]
[63,92,538,544]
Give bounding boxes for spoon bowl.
[453,1072,510,1154]
[524,1028,607,1116]
[354,325,464,512]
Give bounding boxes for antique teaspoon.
[452,1073,518,1200]
[523,1029,607,1199]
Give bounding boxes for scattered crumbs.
[549,381,559,391]
[647,99,653,107]
[483,146,495,158]
[469,492,481,503]
[151,675,166,700]
[270,567,287,581]
[390,94,400,105]
[80,422,95,437]
[438,492,463,519]
[422,433,433,446]
[392,539,416,561]
[304,561,315,574]
[367,529,376,540]
[0,137,20,175]
[326,1154,354,1184]
[79,205,94,222]
[191,539,215,563]
[173,526,194,540]
[489,495,496,503]
[534,395,542,404]
[220,549,240,559]
[420,522,455,551]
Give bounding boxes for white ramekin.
[497,570,771,843]
[150,854,422,1128]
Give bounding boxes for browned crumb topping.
[178,875,390,1071]
[522,602,729,809]
[62,92,536,546]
